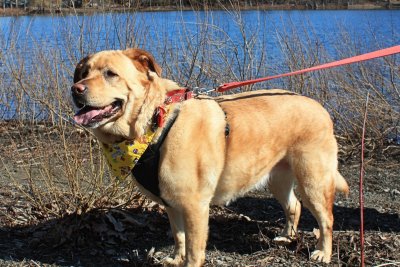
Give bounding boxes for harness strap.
[131,111,179,205]
[224,115,230,137]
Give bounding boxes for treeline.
[0,0,396,10]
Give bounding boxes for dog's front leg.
[182,201,210,267]
[163,202,209,267]
[163,207,185,266]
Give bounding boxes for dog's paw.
[310,250,331,263]
[273,236,294,245]
[162,256,184,267]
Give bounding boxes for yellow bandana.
[100,102,178,181]
[101,127,156,181]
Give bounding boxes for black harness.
[130,95,229,206]
[131,111,179,205]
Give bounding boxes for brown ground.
[0,122,399,267]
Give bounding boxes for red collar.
[154,88,192,128]
[165,88,193,104]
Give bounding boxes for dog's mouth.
[73,100,123,127]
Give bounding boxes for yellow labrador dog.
[71,48,349,266]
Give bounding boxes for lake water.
[0,10,399,121]
[0,10,399,66]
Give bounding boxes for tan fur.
[72,48,349,266]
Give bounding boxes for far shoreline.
[0,3,398,17]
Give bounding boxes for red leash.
[359,93,369,267]
[216,45,400,92]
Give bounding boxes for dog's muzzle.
[71,83,88,108]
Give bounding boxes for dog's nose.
[71,83,88,95]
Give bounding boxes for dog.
[71,48,349,266]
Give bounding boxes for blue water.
[0,10,399,122]
[0,10,399,65]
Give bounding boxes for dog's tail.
[335,171,349,197]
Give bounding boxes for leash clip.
[192,87,216,95]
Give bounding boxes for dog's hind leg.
[291,150,336,263]
[163,207,185,266]
[269,161,301,244]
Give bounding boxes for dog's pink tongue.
[74,109,101,125]
[74,105,113,125]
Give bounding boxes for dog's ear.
[73,55,91,83]
[123,48,162,78]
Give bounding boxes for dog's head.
[71,48,179,143]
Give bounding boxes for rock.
[391,189,400,196]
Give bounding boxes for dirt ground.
[0,123,399,267]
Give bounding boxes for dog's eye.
[105,70,118,78]
[82,69,89,79]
